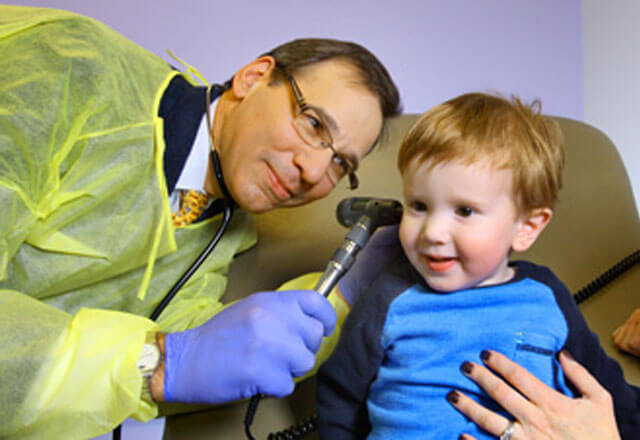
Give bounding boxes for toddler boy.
[316,93,639,439]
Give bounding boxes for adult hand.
[612,308,640,357]
[447,350,621,440]
[163,290,336,404]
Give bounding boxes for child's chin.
[424,277,466,293]
[423,270,484,292]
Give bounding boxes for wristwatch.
[137,332,163,403]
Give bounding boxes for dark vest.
[158,76,224,193]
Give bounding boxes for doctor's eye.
[331,154,350,175]
[456,206,474,217]
[302,111,325,134]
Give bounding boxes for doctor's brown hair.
[263,38,401,120]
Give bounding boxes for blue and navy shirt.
[317,226,640,439]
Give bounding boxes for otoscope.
[314,197,403,297]
[244,196,403,440]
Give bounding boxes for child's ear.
[512,208,553,253]
[230,55,276,98]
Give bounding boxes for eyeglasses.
[285,73,359,190]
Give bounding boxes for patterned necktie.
[171,83,227,228]
[172,190,209,227]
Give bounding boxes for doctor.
[0,5,400,439]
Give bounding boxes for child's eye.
[456,206,474,217]
[409,201,427,212]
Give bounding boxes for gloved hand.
[163,290,337,404]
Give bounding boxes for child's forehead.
[408,156,511,176]
[404,158,516,199]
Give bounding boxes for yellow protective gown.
[0,6,264,439]
[0,6,350,439]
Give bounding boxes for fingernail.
[460,361,474,375]
[561,350,575,361]
[458,435,468,440]
[480,350,491,361]
[446,390,460,404]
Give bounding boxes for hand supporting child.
[448,350,622,440]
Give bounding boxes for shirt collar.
[174,97,219,192]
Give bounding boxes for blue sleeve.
[538,266,640,439]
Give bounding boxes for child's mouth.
[425,255,457,273]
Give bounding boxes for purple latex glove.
[163,290,336,404]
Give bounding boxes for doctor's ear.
[511,207,553,253]
[231,56,277,98]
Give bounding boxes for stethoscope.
[115,151,233,440]
[150,82,235,321]
[150,149,234,321]
[113,82,234,439]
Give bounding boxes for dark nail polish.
[480,350,491,361]
[561,349,575,361]
[460,361,474,375]
[446,390,460,404]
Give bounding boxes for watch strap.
[137,332,163,403]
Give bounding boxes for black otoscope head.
[336,197,403,229]
[314,197,403,297]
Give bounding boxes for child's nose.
[421,215,448,244]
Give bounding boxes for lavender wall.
[8,0,583,118]
[583,0,640,211]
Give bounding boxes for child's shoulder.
[512,260,561,283]
[511,260,573,302]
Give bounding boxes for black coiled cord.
[267,416,318,440]
[244,394,260,440]
[573,249,640,304]
[244,393,317,440]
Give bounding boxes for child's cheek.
[460,230,506,270]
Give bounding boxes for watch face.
[137,343,161,374]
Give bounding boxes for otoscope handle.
[314,216,374,297]
[246,199,403,440]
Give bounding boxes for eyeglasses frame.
[284,72,359,190]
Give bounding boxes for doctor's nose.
[294,146,334,187]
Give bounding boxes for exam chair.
[163,115,640,439]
